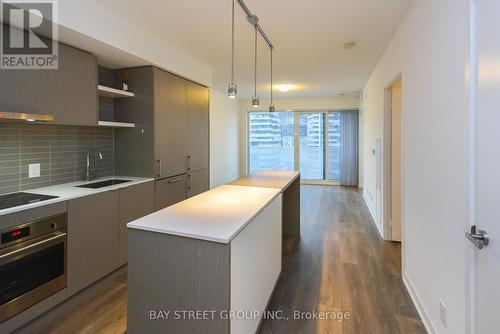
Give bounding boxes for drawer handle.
[168,178,182,183]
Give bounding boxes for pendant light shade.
[252,24,259,108]
[269,48,275,112]
[227,0,237,99]
[228,83,237,98]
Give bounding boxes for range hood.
[0,111,54,122]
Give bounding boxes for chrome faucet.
[86,149,103,181]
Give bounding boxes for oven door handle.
[0,232,66,266]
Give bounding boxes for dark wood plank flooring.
[259,185,425,334]
[15,185,425,334]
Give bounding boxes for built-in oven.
[0,213,67,323]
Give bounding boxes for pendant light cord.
[254,25,257,96]
[231,0,235,84]
[270,48,273,105]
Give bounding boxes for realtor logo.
[1,0,58,69]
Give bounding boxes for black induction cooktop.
[0,192,59,210]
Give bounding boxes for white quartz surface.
[228,170,300,190]
[0,176,154,216]
[128,184,281,244]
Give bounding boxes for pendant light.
[251,24,259,108]
[269,48,276,112]
[227,0,237,99]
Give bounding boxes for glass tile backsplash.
[0,123,114,195]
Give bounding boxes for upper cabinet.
[187,81,210,172]
[154,68,188,178]
[114,66,210,184]
[0,42,98,126]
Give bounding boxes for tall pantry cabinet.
[114,66,209,210]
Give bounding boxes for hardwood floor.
[259,185,425,333]
[15,185,425,334]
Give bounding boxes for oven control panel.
[1,226,30,244]
[0,213,67,249]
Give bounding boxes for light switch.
[29,163,40,178]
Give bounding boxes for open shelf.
[98,121,135,128]
[98,85,135,98]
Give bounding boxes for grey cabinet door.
[119,181,155,265]
[41,44,98,126]
[154,68,188,178]
[0,68,42,115]
[187,82,209,171]
[154,174,188,210]
[67,190,120,296]
[188,168,209,198]
[0,42,97,126]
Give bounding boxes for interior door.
[471,0,500,332]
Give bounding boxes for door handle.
[168,178,182,183]
[157,160,161,178]
[465,225,489,249]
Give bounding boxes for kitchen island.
[127,171,300,334]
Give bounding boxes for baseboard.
[362,192,383,238]
[402,271,436,334]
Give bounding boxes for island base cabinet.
[128,230,231,334]
[67,190,120,296]
[119,181,155,266]
[127,194,282,334]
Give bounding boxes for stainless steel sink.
[76,179,131,189]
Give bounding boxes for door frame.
[382,73,403,242]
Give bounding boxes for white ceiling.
[98,0,410,98]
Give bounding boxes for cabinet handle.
[168,178,182,183]
[157,160,161,178]
[188,174,191,189]
[187,155,191,171]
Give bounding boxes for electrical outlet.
[439,300,447,328]
[28,163,40,178]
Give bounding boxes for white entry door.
[471,0,500,332]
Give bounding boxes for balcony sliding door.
[248,110,357,186]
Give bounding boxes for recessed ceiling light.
[275,84,296,92]
[344,42,356,50]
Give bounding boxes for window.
[248,112,294,173]
[248,110,358,185]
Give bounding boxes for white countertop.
[128,184,281,244]
[228,170,300,190]
[0,176,154,216]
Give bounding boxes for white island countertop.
[228,170,299,189]
[0,176,154,216]
[128,184,281,244]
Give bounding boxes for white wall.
[362,1,470,333]
[210,90,241,187]
[238,96,360,177]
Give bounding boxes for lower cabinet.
[67,181,155,296]
[119,181,155,265]
[155,174,188,210]
[188,168,209,198]
[67,190,120,296]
